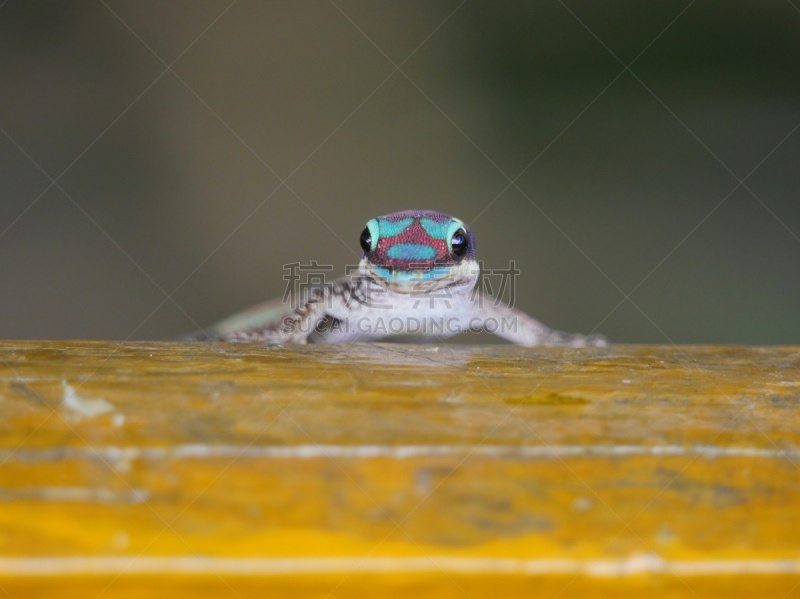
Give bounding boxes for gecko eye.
[359,227,372,252]
[450,229,469,257]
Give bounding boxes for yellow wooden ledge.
[1,341,799,598]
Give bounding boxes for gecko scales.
[194,210,606,347]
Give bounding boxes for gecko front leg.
[221,279,371,344]
[222,285,333,344]
[469,292,606,347]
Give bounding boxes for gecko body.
[195,210,605,347]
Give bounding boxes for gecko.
[192,210,606,347]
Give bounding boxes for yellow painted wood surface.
[1,341,799,598]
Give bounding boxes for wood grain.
[1,341,799,598]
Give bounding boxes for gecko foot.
[543,331,607,347]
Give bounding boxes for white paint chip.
[571,497,592,511]
[61,382,117,421]
[112,532,131,551]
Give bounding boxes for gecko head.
[357,210,479,293]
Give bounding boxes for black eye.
[451,229,468,257]
[359,227,372,252]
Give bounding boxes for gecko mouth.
[362,260,478,294]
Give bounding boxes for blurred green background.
[1,1,798,344]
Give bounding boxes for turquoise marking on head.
[362,217,414,252]
[386,243,436,261]
[419,218,450,240]
[376,217,413,238]
[419,217,468,253]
